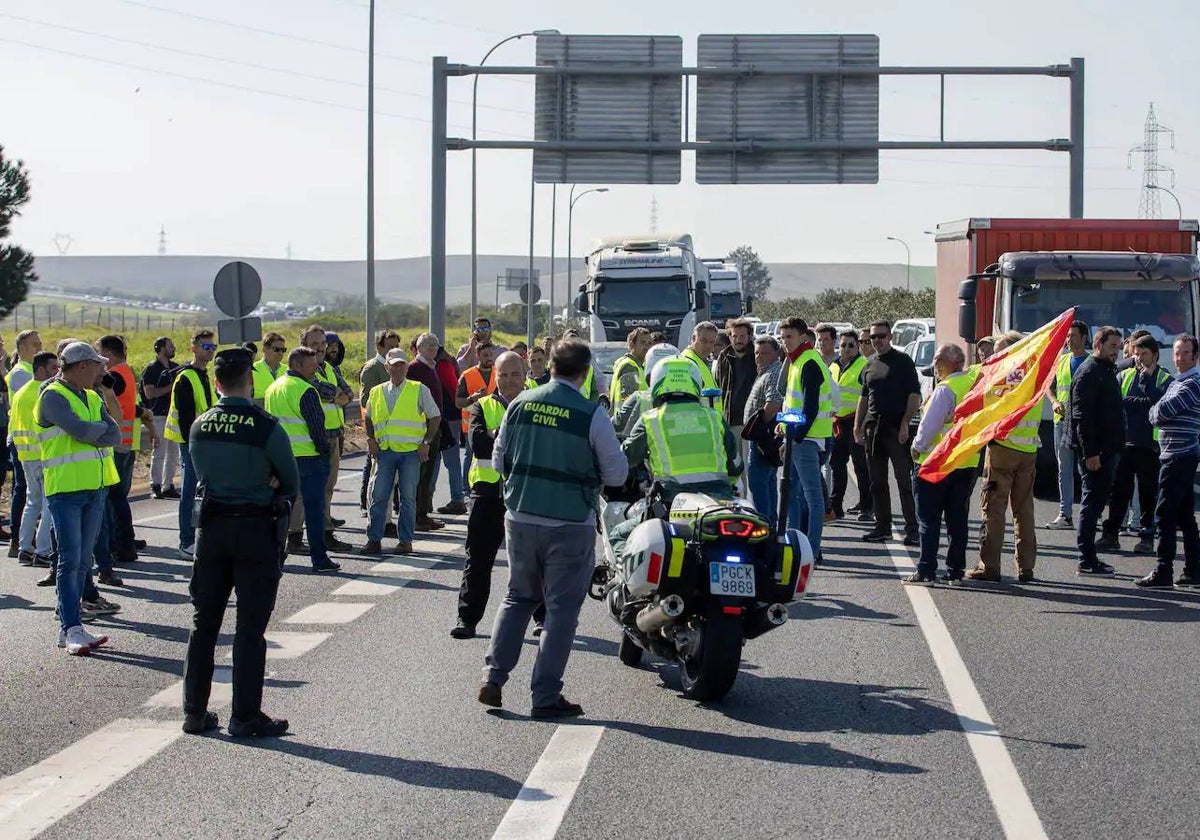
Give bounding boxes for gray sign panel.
[217,317,263,346]
[504,267,540,290]
[696,34,880,184]
[534,34,682,185]
[212,261,263,318]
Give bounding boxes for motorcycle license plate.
[709,562,756,597]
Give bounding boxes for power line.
[0,12,532,116]
[881,153,1125,171]
[1128,102,1175,219]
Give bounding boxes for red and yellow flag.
[918,308,1076,483]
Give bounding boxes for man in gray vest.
[478,339,628,718]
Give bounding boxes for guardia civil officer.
[181,348,299,737]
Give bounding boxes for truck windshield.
[596,279,690,316]
[1011,279,1195,352]
[710,293,742,320]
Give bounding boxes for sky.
[4,0,1200,270]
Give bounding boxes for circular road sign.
[519,283,541,305]
[212,261,263,319]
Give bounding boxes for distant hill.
[30,254,934,307]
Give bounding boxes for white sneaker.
[179,544,195,559]
[63,625,107,655]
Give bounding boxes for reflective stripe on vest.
[111,363,141,450]
[368,380,425,453]
[783,349,834,438]
[643,401,729,485]
[467,396,507,485]
[315,363,345,431]
[914,370,981,468]
[10,375,43,462]
[1121,367,1171,442]
[681,348,723,415]
[252,360,283,403]
[263,375,320,458]
[609,355,646,410]
[829,355,866,418]
[38,381,120,495]
[995,403,1042,453]
[164,368,212,444]
[460,365,496,433]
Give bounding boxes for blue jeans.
[746,445,779,531]
[786,440,825,558]
[94,498,114,573]
[179,443,197,549]
[368,449,420,543]
[1054,421,1074,518]
[440,426,465,504]
[9,441,26,535]
[48,489,107,630]
[298,457,332,566]
[109,450,136,552]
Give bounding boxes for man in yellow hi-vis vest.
[165,329,216,560]
[37,342,122,656]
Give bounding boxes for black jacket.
[715,345,758,426]
[1068,355,1126,458]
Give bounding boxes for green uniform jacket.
[188,397,299,506]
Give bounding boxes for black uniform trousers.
[830,416,872,515]
[183,512,281,722]
[1102,445,1159,539]
[459,492,545,628]
[867,424,918,536]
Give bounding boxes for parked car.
[892,318,935,350]
[903,334,937,436]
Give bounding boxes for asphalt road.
[2,453,1198,839]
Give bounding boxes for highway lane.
[2,454,1198,838]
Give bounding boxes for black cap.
[214,348,253,368]
[213,347,253,389]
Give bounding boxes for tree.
[0,146,36,317]
[727,245,771,302]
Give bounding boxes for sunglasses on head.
[199,343,218,351]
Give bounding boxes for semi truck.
[702,260,747,322]
[934,217,1200,492]
[575,233,710,346]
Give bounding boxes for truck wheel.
[678,612,743,701]
[618,633,644,667]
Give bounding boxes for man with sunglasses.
[165,329,217,559]
[141,336,181,499]
[251,332,287,410]
[829,330,872,521]
[855,321,920,546]
[456,317,509,369]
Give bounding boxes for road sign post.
[212,261,265,346]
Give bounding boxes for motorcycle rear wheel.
[618,633,644,667]
[678,612,743,701]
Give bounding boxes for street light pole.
[566,186,610,327]
[549,184,557,339]
[364,0,376,357]
[470,29,560,325]
[1150,184,1183,220]
[887,236,912,292]
[527,166,536,348]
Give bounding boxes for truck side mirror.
[575,292,589,315]
[694,280,708,311]
[958,277,978,343]
[745,297,754,314]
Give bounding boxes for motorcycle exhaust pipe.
[743,603,789,640]
[635,594,686,634]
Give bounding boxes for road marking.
[0,718,181,840]
[332,578,410,597]
[284,601,375,625]
[144,666,233,710]
[491,725,605,840]
[367,558,443,573]
[230,631,330,660]
[885,540,1048,839]
[131,511,177,526]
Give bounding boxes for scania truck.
[934,217,1200,493]
[575,234,710,346]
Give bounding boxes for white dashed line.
[332,578,411,597]
[144,666,232,710]
[234,631,331,660]
[284,602,375,625]
[491,725,605,840]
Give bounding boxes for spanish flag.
[918,308,1076,483]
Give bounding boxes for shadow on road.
[791,593,910,625]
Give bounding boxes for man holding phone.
[456,318,509,369]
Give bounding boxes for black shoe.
[6,541,16,558]
[182,711,219,734]
[1018,569,1036,583]
[1135,568,1175,588]
[847,503,862,514]
[438,500,468,515]
[330,517,346,527]
[902,571,936,585]
[450,622,476,640]
[478,681,502,707]
[286,536,309,556]
[113,550,138,565]
[1078,560,1116,576]
[228,713,288,738]
[0,525,13,542]
[531,622,545,638]
[37,570,56,587]
[1094,535,1120,552]
[133,539,147,550]
[32,553,53,568]
[940,573,964,586]
[862,530,890,543]
[531,696,583,719]
[383,522,398,540]
[856,511,876,523]
[17,550,34,567]
[98,570,124,587]
[161,486,182,499]
[1176,568,1200,587]
[902,533,920,547]
[312,561,342,574]
[324,533,353,552]
[151,484,163,499]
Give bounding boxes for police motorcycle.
[592,360,815,702]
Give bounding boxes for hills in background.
[29,254,936,308]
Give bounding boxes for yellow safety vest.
[681,348,723,415]
[252,360,283,403]
[609,354,647,410]
[1055,352,1084,410]
[164,367,213,444]
[367,380,426,453]
[467,395,508,486]
[995,403,1042,453]
[643,400,728,486]
[5,359,33,396]
[914,370,981,468]
[38,381,120,496]
[525,377,538,390]
[264,374,320,458]
[783,349,834,438]
[829,355,866,418]
[1121,366,1171,443]
[314,363,346,431]
[10,376,43,463]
